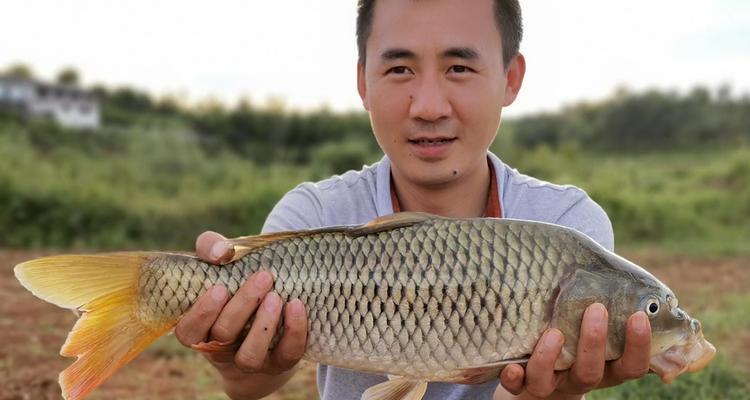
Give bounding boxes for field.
[1,108,748,398]
[2,249,748,400]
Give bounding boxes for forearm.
[222,369,297,400]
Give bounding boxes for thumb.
[500,364,526,395]
[196,231,234,264]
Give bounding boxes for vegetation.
[1,66,748,397]
[0,75,748,254]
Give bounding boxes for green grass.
[589,355,749,400]
[587,276,750,399]
[2,118,749,254]
[0,121,311,249]
[494,143,750,255]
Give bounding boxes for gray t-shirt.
[262,152,614,400]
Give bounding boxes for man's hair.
[356,0,523,69]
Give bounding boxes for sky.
[1,0,748,117]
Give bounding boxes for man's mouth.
[408,138,457,145]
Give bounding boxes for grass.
[1,119,749,398]
[495,143,750,255]
[589,355,749,400]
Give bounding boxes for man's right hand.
[174,231,309,398]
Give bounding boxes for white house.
[0,76,101,129]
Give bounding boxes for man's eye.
[387,66,410,75]
[449,65,472,73]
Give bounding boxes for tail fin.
[14,253,175,400]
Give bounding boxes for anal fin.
[361,376,428,400]
[448,357,530,385]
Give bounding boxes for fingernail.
[255,271,272,289]
[211,285,226,302]
[264,293,280,312]
[289,299,304,318]
[588,303,607,325]
[544,329,563,347]
[632,311,649,335]
[506,366,518,380]
[211,241,230,261]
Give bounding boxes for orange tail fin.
[14,253,174,400]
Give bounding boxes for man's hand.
[174,231,308,397]
[497,303,652,399]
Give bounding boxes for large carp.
[14,212,715,400]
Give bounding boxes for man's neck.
[391,160,491,218]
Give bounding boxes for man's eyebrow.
[442,47,479,60]
[380,48,416,60]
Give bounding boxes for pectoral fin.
[361,376,428,400]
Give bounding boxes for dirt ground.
[1,249,748,400]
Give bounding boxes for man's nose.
[409,74,452,122]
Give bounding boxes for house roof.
[0,74,96,102]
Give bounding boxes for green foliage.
[492,138,750,254]
[311,139,381,179]
[56,67,80,85]
[2,63,34,79]
[0,119,308,250]
[589,355,749,399]
[513,87,750,152]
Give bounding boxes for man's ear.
[502,53,526,107]
[357,62,370,111]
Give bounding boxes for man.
[174,0,653,398]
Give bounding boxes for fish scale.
[135,216,579,380]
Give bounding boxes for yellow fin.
[226,212,434,262]
[361,377,428,400]
[14,253,173,400]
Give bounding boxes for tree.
[4,63,34,79]
[56,68,80,85]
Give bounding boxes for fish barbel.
[14,212,715,400]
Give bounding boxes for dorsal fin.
[225,212,434,263]
[346,212,433,236]
[226,229,339,263]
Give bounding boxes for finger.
[608,311,651,382]
[210,271,274,343]
[174,285,229,346]
[499,364,526,396]
[196,231,233,264]
[567,303,608,392]
[268,298,308,372]
[525,328,564,398]
[234,292,283,373]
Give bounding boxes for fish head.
[551,251,716,382]
[634,287,716,383]
[600,253,717,383]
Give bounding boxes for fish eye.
[646,299,660,316]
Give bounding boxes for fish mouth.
[649,332,716,383]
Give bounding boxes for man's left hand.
[496,303,652,399]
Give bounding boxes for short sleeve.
[554,196,615,251]
[262,183,324,234]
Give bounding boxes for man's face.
[358,0,524,188]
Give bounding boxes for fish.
[14,212,716,400]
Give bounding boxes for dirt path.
[1,249,748,399]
